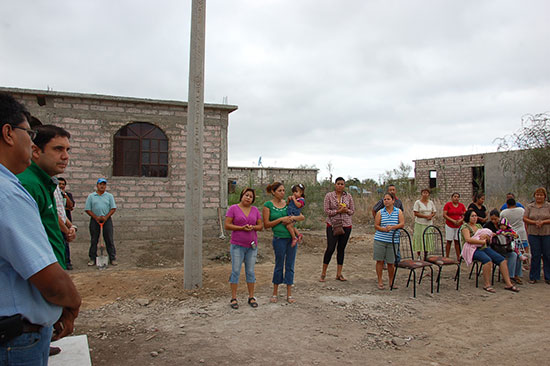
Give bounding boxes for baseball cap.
[97,178,107,184]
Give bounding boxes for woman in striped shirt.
[373,193,404,290]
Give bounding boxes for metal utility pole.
[184,0,206,289]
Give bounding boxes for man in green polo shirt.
[17,125,73,270]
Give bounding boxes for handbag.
[332,216,345,236]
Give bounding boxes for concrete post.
[184,0,206,289]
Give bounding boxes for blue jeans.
[504,251,522,278]
[0,325,52,366]
[272,237,297,285]
[528,234,550,281]
[473,247,505,265]
[229,244,257,283]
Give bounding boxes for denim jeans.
[504,251,522,278]
[528,234,550,281]
[229,244,257,283]
[272,237,297,285]
[0,325,52,366]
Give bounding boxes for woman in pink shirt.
[224,188,263,309]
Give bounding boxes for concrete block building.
[3,87,237,241]
[414,151,518,200]
[227,166,318,192]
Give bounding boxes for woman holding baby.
[460,209,519,293]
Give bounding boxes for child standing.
[287,184,306,247]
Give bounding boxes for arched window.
[113,122,168,177]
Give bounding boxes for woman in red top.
[443,192,466,259]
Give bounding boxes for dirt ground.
[66,229,549,366]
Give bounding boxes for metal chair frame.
[421,225,461,292]
[390,228,434,298]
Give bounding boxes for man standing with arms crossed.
[0,93,80,364]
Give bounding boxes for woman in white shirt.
[413,188,436,259]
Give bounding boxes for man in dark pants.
[85,178,117,266]
[58,177,76,270]
[0,93,81,364]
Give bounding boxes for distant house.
[414,151,521,200]
[227,166,318,192]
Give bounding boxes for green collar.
[28,161,57,193]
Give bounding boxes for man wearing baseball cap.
[85,178,117,266]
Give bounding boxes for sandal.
[287,296,296,304]
[377,283,385,290]
[504,285,520,293]
[529,280,537,284]
[319,274,326,282]
[335,275,347,281]
[230,298,239,309]
[483,286,496,293]
[270,295,278,303]
[248,297,258,308]
[512,277,523,285]
[298,233,304,243]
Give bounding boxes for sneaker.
[110,260,118,266]
[87,260,95,266]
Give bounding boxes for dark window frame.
[113,122,169,177]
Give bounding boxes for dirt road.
[67,230,549,365]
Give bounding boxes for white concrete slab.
[49,334,92,366]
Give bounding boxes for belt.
[22,320,42,333]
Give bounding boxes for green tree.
[495,113,550,192]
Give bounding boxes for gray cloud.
[1,0,548,181]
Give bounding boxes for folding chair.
[390,228,433,298]
[421,225,460,292]
[460,231,497,288]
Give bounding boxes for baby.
[471,228,495,243]
[286,184,305,247]
[497,218,528,262]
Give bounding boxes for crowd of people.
[224,176,550,308]
[0,93,122,362]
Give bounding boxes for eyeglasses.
[12,126,37,140]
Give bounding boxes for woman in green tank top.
[263,182,304,304]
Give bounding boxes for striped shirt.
[374,206,401,243]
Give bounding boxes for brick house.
[414,151,519,200]
[3,87,237,241]
[227,166,318,193]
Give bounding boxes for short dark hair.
[58,177,67,184]
[0,93,31,129]
[384,192,395,200]
[388,184,396,188]
[33,124,71,151]
[506,198,516,207]
[335,177,345,183]
[489,209,500,217]
[464,209,476,223]
[451,192,460,198]
[239,187,255,203]
[421,188,431,194]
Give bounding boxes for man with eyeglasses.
[0,93,81,364]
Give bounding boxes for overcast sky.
[1,0,549,181]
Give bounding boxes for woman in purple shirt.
[224,188,263,309]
